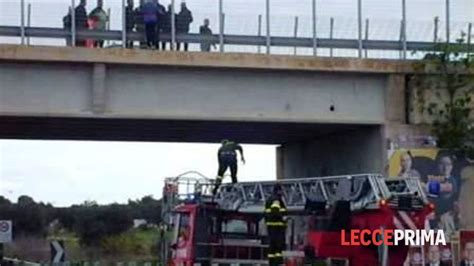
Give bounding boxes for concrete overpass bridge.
[0,44,414,178]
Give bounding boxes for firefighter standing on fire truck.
[212,139,245,195]
[265,184,287,266]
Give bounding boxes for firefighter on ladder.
[265,184,287,266]
[212,139,245,195]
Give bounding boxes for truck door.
[171,211,193,265]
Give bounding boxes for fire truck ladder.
[213,174,390,213]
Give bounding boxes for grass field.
[5,228,163,263]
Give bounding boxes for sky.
[0,0,473,207]
[0,140,276,207]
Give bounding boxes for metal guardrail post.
[122,0,126,48]
[293,16,298,55]
[364,18,369,58]
[257,14,262,54]
[434,16,439,43]
[171,0,176,50]
[329,17,334,57]
[71,0,76,47]
[398,20,403,59]
[106,8,111,46]
[27,3,31,45]
[445,0,450,43]
[312,0,317,56]
[468,23,472,55]
[219,0,224,52]
[20,0,25,45]
[265,0,270,55]
[401,0,407,59]
[357,0,362,58]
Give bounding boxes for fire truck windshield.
[222,219,248,234]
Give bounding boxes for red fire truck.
[161,173,433,266]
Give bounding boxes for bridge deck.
[0,44,413,74]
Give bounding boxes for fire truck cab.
[170,202,269,265]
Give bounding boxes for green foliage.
[74,204,134,246]
[100,228,159,255]
[412,34,474,158]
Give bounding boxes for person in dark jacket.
[199,18,216,52]
[74,0,88,46]
[125,0,135,48]
[134,0,146,48]
[63,8,72,46]
[142,0,159,49]
[160,4,176,50]
[212,139,245,195]
[156,1,166,50]
[265,184,287,266]
[176,2,193,51]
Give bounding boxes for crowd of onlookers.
[63,0,217,52]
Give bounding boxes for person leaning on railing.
[75,0,88,47]
[125,0,135,48]
[89,0,108,48]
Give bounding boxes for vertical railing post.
[171,0,176,50]
[265,0,270,55]
[434,16,439,43]
[293,16,298,55]
[329,17,334,57]
[27,3,31,45]
[401,0,407,59]
[122,0,126,48]
[364,18,369,58]
[312,0,317,56]
[106,8,111,46]
[468,23,472,55]
[398,20,403,59]
[20,0,25,45]
[71,0,76,47]
[257,14,262,54]
[219,0,224,52]
[357,0,362,58]
[445,0,450,43]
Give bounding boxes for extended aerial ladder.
[162,172,429,223]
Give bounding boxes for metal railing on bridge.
[0,0,472,59]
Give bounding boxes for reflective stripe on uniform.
[265,221,286,226]
[267,254,275,258]
[274,253,283,257]
[216,176,223,180]
[270,200,281,209]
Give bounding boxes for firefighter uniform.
[265,185,287,266]
[213,140,245,195]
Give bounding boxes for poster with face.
[425,243,453,265]
[408,246,424,266]
[460,231,474,266]
[389,149,474,234]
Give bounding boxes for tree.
[411,34,474,158]
[74,204,133,246]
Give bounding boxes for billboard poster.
[389,149,474,237]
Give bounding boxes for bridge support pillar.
[276,126,384,179]
[91,63,107,114]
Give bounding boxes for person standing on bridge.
[89,0,109,48]
[176,2,193,51]
[212,139,245,195]
[265,184,287,266]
